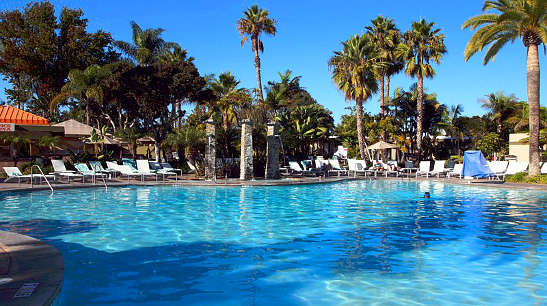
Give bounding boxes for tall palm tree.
[114,21,177,66]
[397,19,446,158]
[462,0,547,176]
[329,34,381,159]
[237,5,277,102]
[366,16,404,117]
[50,65,109,125]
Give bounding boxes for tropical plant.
[439,104,464,155]
[115,126,143,159]
[479,92,520,135]
[397,19,446,157]
[0,134,31,165]
[237,5,277,102]
[329,33,381,159]
[50,64,110,125]
[477,132,503,159]
[462,0,547,175]
[114,21,178,66]
[209,72,252,130]
[366,16,404,116]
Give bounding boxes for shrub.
[506,172,547,184]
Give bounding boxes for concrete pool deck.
[0,231,63,306]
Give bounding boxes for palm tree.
[237,5,277,102]
[440,104,464,155]
[50,65,109,125]
[397,19,446,158]
[114,21,178,66]
[210,72,247,130]
[462,0,547,176]
[366,16,404,117]
[329,34,381,159]
[479,92,519,134]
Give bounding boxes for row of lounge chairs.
[415,160,547,180]
[3,159,183,185]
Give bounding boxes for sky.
[1,0,545,123]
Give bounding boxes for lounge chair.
[89,161,119,178]
[159,162,183,175]
[289,161,315,176]
[117,165,146,181]
[186,161,197,174]
[122,158,139,172]
[399,160,418,177]
[447,163,463,178]
[416,161,431,177]
[106,161,120,172]
[488,161,509,178]
[3,167,55,184]
[300,160,314,171]
[328,159,348,176]
[542,162,547,174]
[137,160,177,181]
[74,163,107,183]
[382,161,399,177]
[347,159,367,176]
[428,160,448,177]
[51,159,83,183]
[490,161,528,180]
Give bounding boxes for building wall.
[509,133,529,162]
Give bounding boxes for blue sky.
[1,0,545,122]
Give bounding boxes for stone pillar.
[265,122,280,179]
[205,119,216,181]
[240,119,253,180]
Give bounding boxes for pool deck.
[0,231,63,306]
[0,174,546,193]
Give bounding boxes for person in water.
[424,192,431,198]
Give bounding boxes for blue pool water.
[1,180,547,305]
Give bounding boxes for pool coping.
[0,231,63,306]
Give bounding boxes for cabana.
[462,151,493,179]
[367,141,399,162]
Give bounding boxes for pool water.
[1,180,546,305]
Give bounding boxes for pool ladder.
[92,163,108,191]
[30,165,53,192]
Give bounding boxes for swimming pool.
[1,180,546,305]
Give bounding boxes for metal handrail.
[92,162,108,191]
[30,165,53,192]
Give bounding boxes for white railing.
[30,165,53,192]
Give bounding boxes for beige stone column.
[240,119,253,180]
[205,119,216,181]
[265,122,280,179]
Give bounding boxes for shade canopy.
[368,141,399,150]
[53,119,96,137]
[0,105,49,125]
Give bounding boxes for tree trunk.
[527,44,541,176]
[254,47,264,102]
[86,102,90,126]
[355,99,367,159]
[154,142,161,162]
[385,74,390,114]
[379,75,385,117]
[416,75,424,160]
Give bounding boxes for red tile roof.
[0,105,49,125]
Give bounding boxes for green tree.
[478,132,503,159]
[462,0,547,175]
[114,21,177,66]
[479,92,519,135]
[329,34,381,159]
[209,72,252,130]
[50,64,110,125]
[397,19,446,158]
[0,2,117,119]
[237,5,277,102]
[366,16,404,116]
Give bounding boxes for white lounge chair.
[488,161,509,177]
[428,160,448,177]
[447,163,463,178]
[138,160,177,181]
[160,162,183,175]
[117,165,146,181]
[289,161,315,176]
[89,161,118,178]
[328,159,348,176]
[3,167,55,184]
[186,161,197,174]
[491,161,528,180]
[74,163,107,183]
[382,161,399,177]
[348,159,367,176]
[540,162,547,174]
[416,161,431,177]
[51,159,83,183]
